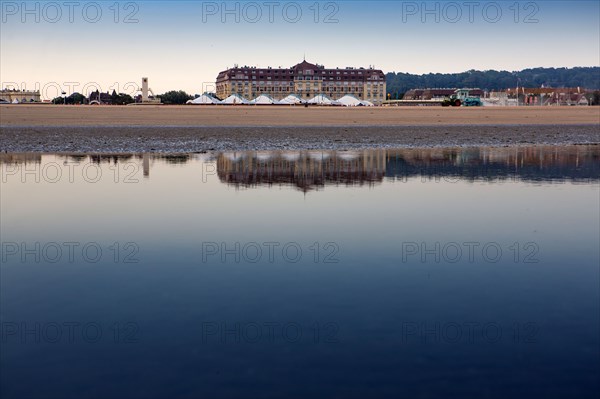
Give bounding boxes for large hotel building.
[216,60,386,104]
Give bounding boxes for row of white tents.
[186,93,374,106]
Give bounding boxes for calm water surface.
[1,146,599,398]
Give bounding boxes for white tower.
[134,77,160,105]
[142,77,149,102]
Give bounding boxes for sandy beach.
[1,105,598,152]
[2,104,599,126]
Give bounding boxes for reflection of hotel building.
[216,146,599,191]
[217,150,387,191]
[216,60,387,104]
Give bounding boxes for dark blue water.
[1,146,599,398]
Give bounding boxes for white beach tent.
[249,94,275,105]
[359,100,375,106]
[187,93,219,105]
[307,94,338,105]
[337,94,363,107]
[276,94,304,105]
[219,93,249,105]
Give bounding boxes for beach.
[1,105,598,152]
[2,104,599,126]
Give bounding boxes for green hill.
[386,67,600,98]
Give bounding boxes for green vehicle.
[442,89,483,107]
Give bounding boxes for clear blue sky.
[1,0,599,98]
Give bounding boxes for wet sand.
[1,105,598,152]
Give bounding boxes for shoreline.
[1,124,598,153]
[2,105,598,153]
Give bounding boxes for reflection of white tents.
[276,94,304,105]
[223,152,245,161]
[187,93,219,105]
[338,151,360,160]
[256,152,273,161]
[249,94,275,105]
[307,94,338,105]
[308,151,330,161]
[281,151,301,161]
[219,93,249,105]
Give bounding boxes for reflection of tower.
[143,154,150,178]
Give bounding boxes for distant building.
[216,60,387,105]
[89,90,113,105]
[0,89,41,103]
[403,88,484,101]
[506,87,590,106]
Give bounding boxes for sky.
[1,0,599,99]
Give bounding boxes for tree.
[158,90,193,105]
[113,93,135,105]
[52,92,87,104]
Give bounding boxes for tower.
[132,77,160,105]
[142,77,149,102]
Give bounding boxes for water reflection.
[1,145,598,191]
[218,150,387,191]
[1,145,598,399]
[218,146,599,191]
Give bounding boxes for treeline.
[386,67,600,98]
[52,90,196,105]
[52,90,135,105]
